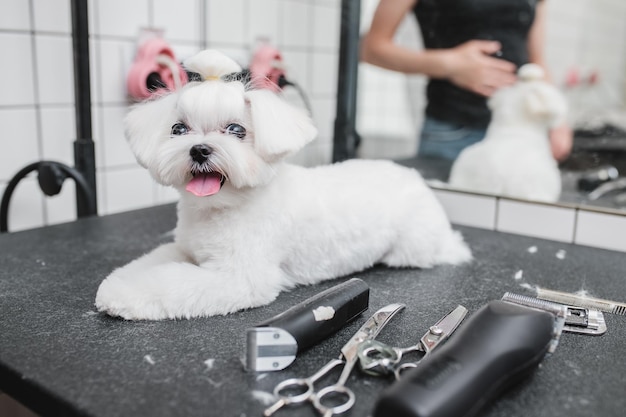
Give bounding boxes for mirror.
[355,0,626,213]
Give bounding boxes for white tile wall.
[496,200,577,243]
[93,0,150,38]
[281,50,310,93]
[46,181,77,226]
[0,109,40,176]
[154,183,179,205]
[93,39,136,104]
[32,0,71,33]
[575,210,626,252]
[0,34,35,106]
[309,96,336,151]
[35,35,75,105]
[249,0,279,45]
[102,168,154,214]
[544,0,586,85]
[545,0,626,121]
[433,189,497,230]
[99,105,137,168]
[312,3,340,50]
[0,178,44,231]
[0,0,340,232]
[206,0,246,45]
[280,1,312,48]
[311,52,338,97]
[39,107,76,163]
[431,187,626,253]
[0,0,31,31]
[153,0,202,43]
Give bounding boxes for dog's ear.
[524,84,568,126]
[125,93,178,168]
[245,89,317,161]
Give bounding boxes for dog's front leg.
[95,243,283,320]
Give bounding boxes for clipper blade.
[502,292,607,336]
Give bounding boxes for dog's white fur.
[95,50,471,320]
[448,64,567,202]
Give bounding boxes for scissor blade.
[341,303,406,363]
[420,305,468,353]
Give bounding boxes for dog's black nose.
[190,144,213,163]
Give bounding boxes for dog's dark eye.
[225,123,246,139]
[171,122,189,136]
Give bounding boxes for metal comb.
[536,287,626,316]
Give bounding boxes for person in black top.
[361,0,572,162]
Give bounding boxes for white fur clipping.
[183,50,242,81]
[518,63,545,82]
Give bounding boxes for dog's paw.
[95,263,283,320]
[95,275,170,320]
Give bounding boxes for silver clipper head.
[502,292,607,338]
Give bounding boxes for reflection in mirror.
[447,63,566,203]
[355,0,626,212]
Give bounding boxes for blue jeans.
[418,117,487,161]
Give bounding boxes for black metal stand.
[332,0,361,162]
[71,0,97,217]
[0,162,96,232]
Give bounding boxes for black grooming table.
[1,204,625,417]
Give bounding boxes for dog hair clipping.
[183,50,242,82]
[518,63,545,82]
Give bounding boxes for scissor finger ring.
[273,377,314,404]
[313,384,356,417]
[357,339,402,376]
[394,361,419,380]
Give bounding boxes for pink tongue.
[185,173,222,197]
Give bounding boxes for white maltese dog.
[95,50,471,320]
[449,64,567,202]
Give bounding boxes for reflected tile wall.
[436,188,626,253]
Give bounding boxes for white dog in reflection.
[449,64,567,202]
[95,50,471,320]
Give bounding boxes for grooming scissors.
[263,303,405,417]
[357,305,468,380]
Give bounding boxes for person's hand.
[445,40,518,97]
[549,123,573,162]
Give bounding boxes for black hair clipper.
[373,300,564,417]
[245,278,369,372]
